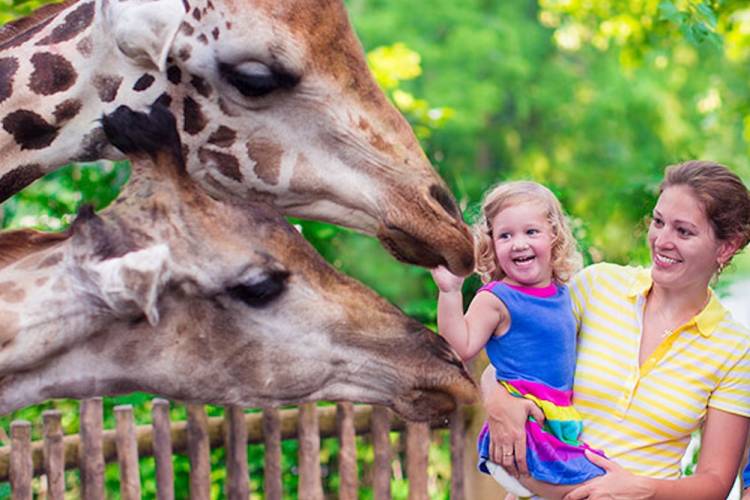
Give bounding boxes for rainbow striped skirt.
[477,379,606,485]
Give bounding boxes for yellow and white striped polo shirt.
[570,263,750,478]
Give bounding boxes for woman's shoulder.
[574,261,643,283]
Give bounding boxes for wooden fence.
[0,398,473,499]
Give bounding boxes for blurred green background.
[2,0,750,497]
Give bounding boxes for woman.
[481,160,750,499]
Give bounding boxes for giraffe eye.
[219,61,299,98]
[227,269,290,307]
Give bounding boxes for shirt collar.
[627,267,725,337]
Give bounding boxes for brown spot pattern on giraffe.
[197,34,208,45]
[153,93,173,109]
[167,66,181,85]
[53,99,82,123]
[208,126,236,148]
[133,74,155,92]
[0,310,19,347]
[181,0,190,12]
[0,57,19,104]
[198,147,242,182]
[36,2,95,46]
[179,22,194,36]
[289,153,328,197]
[190,75,211,97]
[93,74,123,103]
[0,5,59,50]
[38,252,63,268]
[178,45,192,62]
[76,36,92,57]
[29,52,77,95]
[211,27,220,40]
[247,138,283,186]
[2,111,58,150]
[192,8,201,21]
[183,96,207,135]
[35,277,49,287]
[0,282,25,303]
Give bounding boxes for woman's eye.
[652,217,664,227]
[227,270,290,307]
[219,61,299,98]
[677,227,693,237]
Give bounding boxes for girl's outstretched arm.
[431,266,504,360]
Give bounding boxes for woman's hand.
[562,451,655,500]
[431,265,465,293]
[481,365,544,477]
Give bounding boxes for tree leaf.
[658,1,683,24]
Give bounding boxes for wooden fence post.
[115,405,141,500]
[298,402,323,500]
[152,399,174,500]
[450,406,466,500]
[186,404,210,500]
[406,422,429,500]
[262,408,282,500]
[371,405,391,500]
[80,398,104,500]
[10,421,32,500]
[224,406,249,499]
[42,410,64,500]
[336,402,357,500]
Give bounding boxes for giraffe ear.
[88,244,172,326]
[104,0,186,72]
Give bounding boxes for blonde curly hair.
[473,181,582,284]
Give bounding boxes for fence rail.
[1,398,473,499]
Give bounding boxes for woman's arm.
[432,266,504,360]
[561,408,749,500]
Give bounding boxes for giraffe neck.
[0,0,183,201]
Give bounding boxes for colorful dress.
[476,281,606,485]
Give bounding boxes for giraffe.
[0,0,474,275]
[0,104,476,418]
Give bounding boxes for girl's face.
[490,201,554,287]
[648,185,733,292]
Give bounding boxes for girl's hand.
[742,488,750,500]
[562,451,655,500]
[481,366,545,478]
[431,265,465,293]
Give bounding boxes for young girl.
[432,181,605,497]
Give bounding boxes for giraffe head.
[0,105,476,419]
[97,0,475,275]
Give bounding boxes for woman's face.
[648,185,729,292]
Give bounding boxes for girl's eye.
[526,228,540,236]
[497,232,511,240]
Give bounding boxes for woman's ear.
[716,236,743,268]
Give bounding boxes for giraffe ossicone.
[0,0,474,275]
[0,104,476,418]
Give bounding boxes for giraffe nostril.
[429,185,460,219]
